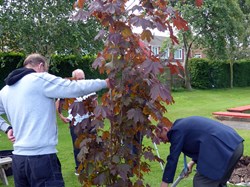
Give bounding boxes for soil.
[229,156,250,185]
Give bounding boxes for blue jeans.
[12,154,64,187]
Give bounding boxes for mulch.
[228,156,250,186]
[218,120,250,186]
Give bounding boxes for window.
[163,48,169,59]
[174,49,182,59]
[151,46,159,56]
[194,54,202,58]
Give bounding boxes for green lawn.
[0,87,250,187]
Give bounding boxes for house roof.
[143,35,167,47]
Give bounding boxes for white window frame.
[151,46,159,56]
[194,54,202,58]
[174,49,182,59]
[163,48,170,59]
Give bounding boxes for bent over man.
[156,116,244,187]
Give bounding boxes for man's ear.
[162,127,169,132]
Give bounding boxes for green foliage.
[233,60,250,87]
[0,0,103,56]
[176,0,245,60]
[188,58,250,89]
[209,60,230,88]
[0,52,105,89]
[0,52,25,88]
[188,58,211,89]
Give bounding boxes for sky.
[125,0,170,37]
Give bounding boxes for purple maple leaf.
[127,108,145,123]
[141,59,163,75]
[150,82,172,101]
[94,106,107,118]
[92,56,105,69]
[117,163,131,180]
[130,16,153,30]
[94,29,107,41]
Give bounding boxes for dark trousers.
[193,142,244,187]
[69,125,80,170]
[12,153,64,187]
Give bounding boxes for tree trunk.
[230,60,234,88]
[183,41,192,91]
[183,53,192,90]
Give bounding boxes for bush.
[188,58,211,89]
[0,52,106,89]
[0,52,25,88]
[233,60,250,87]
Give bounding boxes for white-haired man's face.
[74,70,85,80]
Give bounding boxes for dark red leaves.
[141,59,163,75]
[127,108,145,123]
[117,164,131,180]
[92,54,104,69]
[172,12,189,31]
[93,106,107,118]
[104,3,123,14]
[108,33,122,45]
[141,30,154,42]
[195,0,203,7]
[130,16,153,30]
[93,171,108,185]
[150,82,172,101]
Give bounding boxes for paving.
[220,120,250,130]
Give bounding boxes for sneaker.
[75,170,79,176]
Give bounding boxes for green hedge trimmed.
[0,52,106,89]
[188,58,250,89]
[233,60,250,87]
[0,52,25,88]
[188,58,211,89]
[1,52,250,90]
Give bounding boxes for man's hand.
[7,129,15,143]
[160,181,169,187]
[59,114,70,123]
[105,78,114,89]
[187,160,195,175]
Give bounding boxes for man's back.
[169,116,244,180]
[1,72,58,155]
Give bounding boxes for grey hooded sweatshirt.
[0,68,107,155]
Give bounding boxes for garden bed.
[228,156,250,186]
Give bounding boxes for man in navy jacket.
[156,116,244,187]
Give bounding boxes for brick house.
[141,35,206,88]
[142,35,206,63]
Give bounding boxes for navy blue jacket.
[162,116,244,183]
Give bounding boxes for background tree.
[0,0,103,58]
[71,0,201,186]
[237,0,250,59]
[170,0,245,89]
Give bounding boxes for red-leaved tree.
[71,0,203,186]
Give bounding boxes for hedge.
[188,58,250,89]
[1,52,250,90]
[0,52,106,89]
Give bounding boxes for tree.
[0,0,103,58]
[172,0,245,89]
[70,0,201,186]
[237,0,250,59]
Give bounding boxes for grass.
[0,87,250,187]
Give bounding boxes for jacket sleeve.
[36,73,107,99]
[0,94,11,132]
[162,130,184,183]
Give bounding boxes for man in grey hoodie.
[0,53,110,187]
